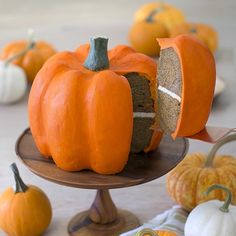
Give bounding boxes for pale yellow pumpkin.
[167,134,236,211]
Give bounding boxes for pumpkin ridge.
[108,45,136,61]
[215,168,235,203]
[30,64,74,156]
[196,153,206,167]
[224,165,236,175]
[172,167,193,204]
[8,194,17,234]
[214,169,223,200]
[193,167,204,208]
[110,53,156,79]
[215,156,236,167]
[45,70,93,170]
[167,167,182,199]
[221,166,236,204]
[87,70,132,174]
[36,42,56,61]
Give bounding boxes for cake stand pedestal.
[15,128,189,236]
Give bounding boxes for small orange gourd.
[129,10,169,56]
[167,133,236,211]
[0,163,52,236]
[170,22,218,53]
[134,2,185,31]
[0,31,56,82]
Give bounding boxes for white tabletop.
[0,0,236,235]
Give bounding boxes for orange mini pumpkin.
[0,163,52,236]
[0,37,56,82]
[170,22,218,53]
[134,2,185,31]
[129,10,169,56]
[29,37,161,174]
[157,35,216,138]
[167,133,236,211]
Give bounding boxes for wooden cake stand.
[15,128,189,236]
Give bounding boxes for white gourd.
[0,29,36,104]
[0,62,27,104]
[185,184,236,236]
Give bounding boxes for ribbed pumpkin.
[136,228,177,236]
[129,10,169,56]
[167,133,236,211]
[170,22,218,53]
[29,37,162,174]
[157,35,216,138]
[0,163,52,236]
[134,2,185,31]
[0,34,56,82]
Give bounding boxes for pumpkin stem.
[4,29,36,67]
[205,184,232,213]
[135,228,157,236]
[83,37,109,71]
[146,9,158,22]
[190,27,197,33]
[10,163,28,193]
[205,133,236,167]
[146,1,165,23]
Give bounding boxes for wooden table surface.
[0,0,235,235]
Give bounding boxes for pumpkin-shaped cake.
[28,37,162,174]
[157,35,216,138]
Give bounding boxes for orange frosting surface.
[157,35,216,138]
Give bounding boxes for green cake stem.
[84,37,109,71]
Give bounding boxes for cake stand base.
[68,188,140,235]
[68,209,139,236]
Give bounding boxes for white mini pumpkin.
[0,61,27,104]
[185,184,236,236]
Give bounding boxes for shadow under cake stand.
[15,128,189,236]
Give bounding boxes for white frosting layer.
[158,85,181,103]
[133,112,156,118]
